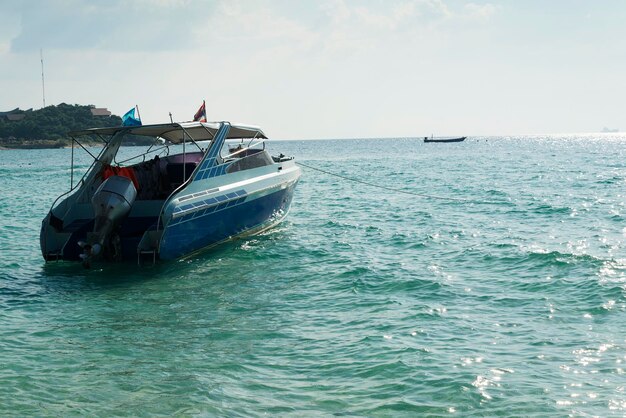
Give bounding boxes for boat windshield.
[221,135,266,159]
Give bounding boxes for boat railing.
[48,135,107,214]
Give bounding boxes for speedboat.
[40,121,301,267]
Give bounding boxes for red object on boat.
[102,165,140,190]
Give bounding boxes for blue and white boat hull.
[158,162,300,259]
[159,180,298,259]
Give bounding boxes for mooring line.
[296,161,506,205]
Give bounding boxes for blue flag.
[122,107,142,126]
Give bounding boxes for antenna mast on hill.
[40,48,46,108]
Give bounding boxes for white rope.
[296,161,506,205]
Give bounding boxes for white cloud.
[213,6,316,46]
[312,0,454,57]
[347,0,451,31]
[218,0,243,17]
[354,7,398,30]
[392,1,418,21]
[321,0,352,24]
[464,3,498,21]
[416,0,452,19]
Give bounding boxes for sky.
[0,0,625,139]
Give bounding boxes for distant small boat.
[423,136,467,143]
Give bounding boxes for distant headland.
[0,103,146,149]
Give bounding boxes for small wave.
[485,189,509,197]
[530,203,572,215]
[521,249,590,267]
[389,232,427,250]
[366,400,447,415]
[523,249,605,268]
[322,219,358,230]
[338,266,372,279]
[352,359,414,379]
[597,175,625,185]
[489,242,518,250]
[377,278,445,294]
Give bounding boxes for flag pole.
[40,49,46,108]
[135,104,141,123]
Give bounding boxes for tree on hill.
[0,103,148,147]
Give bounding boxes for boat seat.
[166,162,197,186]
[133,157,165,200]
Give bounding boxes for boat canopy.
[69,122,267,144]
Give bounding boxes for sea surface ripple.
[1,134,625,416]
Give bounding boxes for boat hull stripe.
[159,183,297,260]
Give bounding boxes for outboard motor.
[79,175,137,267]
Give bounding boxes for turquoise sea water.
[1,135,625,416]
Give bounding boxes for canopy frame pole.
[115,144,171,165]
[70,136,74,189]
[74,137,99,161]
[178,125,204,153]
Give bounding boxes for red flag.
[193,100,207,122]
